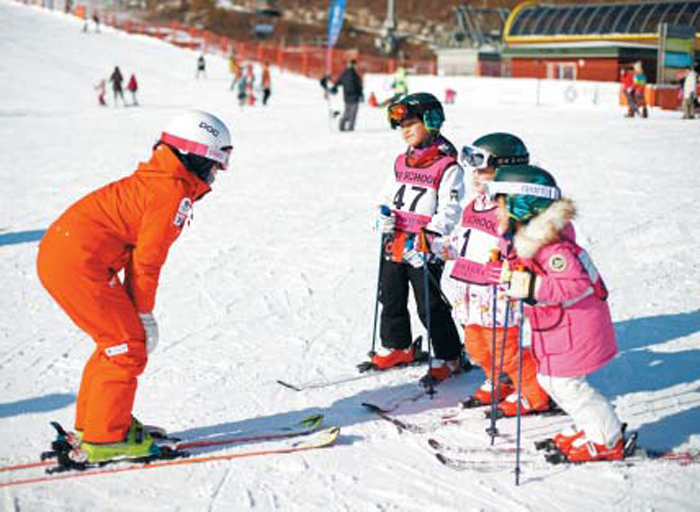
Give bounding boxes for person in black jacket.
[331,60,363,131]
[109,66,125,106]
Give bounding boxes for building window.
[547,62,577,80]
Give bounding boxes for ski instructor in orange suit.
[37,110,232,460]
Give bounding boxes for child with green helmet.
[432,133,552,418]
[486,165,626,463]
[372,92,466,387]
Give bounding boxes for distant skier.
[486,164,625,462]
[196,54,206,79]
[244,64,256,105]
[261,62,272,106]
[372,93,465,387]
[620,68,636,118]
[94,78,106,106]
[631,61,648,118]
[127,73,139,106]
[237,71,248,107]
[681,66,697,119]
[36,110,233,464]
[331,59,363,131]
[228,53,241,91]
[433,133,551,417]
[375,66,409,108]
[109,66,125,106]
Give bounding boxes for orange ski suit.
[465,324,549,408]
[37,145,210,443]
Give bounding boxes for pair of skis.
[0,414,339,488]
[430,435,700,471]
[362,400,700,470]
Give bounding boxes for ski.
[362,402,428,434]
[276,360,427,392]
[0,427,340,488]
[434,451,532,472]
[277,337,427,392]
[174,413,324,450]
[432,441,700,472]
[483,400,565,420]
[427,438,519,456]
[0,414,324,475]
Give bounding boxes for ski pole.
[486,249,501,443]
[490,297,512,439]
[427,270,453,311]
[369,206,391,358]
[486,282,499,443]
[514,298,525,486]
[419,229,435,397]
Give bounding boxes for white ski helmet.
[160,110,232,169]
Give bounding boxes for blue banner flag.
[327,0,346,48]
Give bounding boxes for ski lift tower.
[379,0,398,55]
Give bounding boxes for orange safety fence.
[618,84,693,111]
[23,1,436,79]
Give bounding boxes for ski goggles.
[387,103,420,128]
[459,145,529,170]
[485,181,561,201]
[209,145,233,171]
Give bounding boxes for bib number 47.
[393,185,427,211]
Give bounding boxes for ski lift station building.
[501,0,700,84]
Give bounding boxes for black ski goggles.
[460,145,529,170]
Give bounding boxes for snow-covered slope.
[1,2,699,510]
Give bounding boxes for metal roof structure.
[504,1,700,42]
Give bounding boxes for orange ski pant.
[37,236,147,444]
[465,324,549,408]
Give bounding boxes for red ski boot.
[419,359,461,388]
[466,379,514,408]
[494,393,553,418]
[553,426,585,453]
[564,435,625,462]
[370,347,415,370]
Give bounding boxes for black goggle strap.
[460,145,529,169]
[490,154,529,167]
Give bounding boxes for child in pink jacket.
[487,164,625,463]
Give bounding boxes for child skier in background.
[244,64,256,106]
[95,78,106,106]
[373,93,465,387]
[127,73,138,106]
[237,71,248,107]
[261,62,272,106]
[433,133,551,417]
[487,165,625,462]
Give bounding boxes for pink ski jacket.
[511,199,617,377]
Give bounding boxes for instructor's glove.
[375,205,395,233]
[139,313,159,354]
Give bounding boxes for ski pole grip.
[489,249,500,262]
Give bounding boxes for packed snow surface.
[1,2,699,511]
